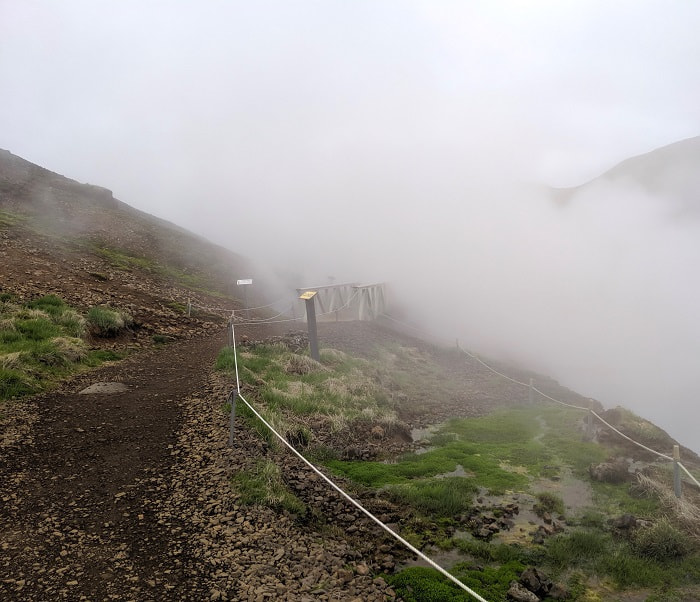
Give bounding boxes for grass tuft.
[0,368,36,398]
[386,477,478,517]
[632,517,692,560]
[231,459,306,514]
[87,306,133,337]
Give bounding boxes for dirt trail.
[1,333,224,599]
[1,329,399,601]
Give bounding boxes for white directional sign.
[236,279,253,285]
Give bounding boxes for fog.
[2,1,699,451]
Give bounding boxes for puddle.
[436,464,474,478]
[411,424,438,442]
[532,466,593,512]
[400,546,466,571]
[411,423,445,454]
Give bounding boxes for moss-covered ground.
[216,341,700,601]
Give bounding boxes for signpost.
[299,290,320,361]
[237,278,253,318]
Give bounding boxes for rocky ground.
[3,151,698,601]
[0,325,421,601]
[0,313,619,601]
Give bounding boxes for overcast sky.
[2,1,700,451]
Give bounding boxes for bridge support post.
[299,291,320,361]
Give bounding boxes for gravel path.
[0,330,400,601]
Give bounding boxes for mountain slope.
[1,148,252,342]
[552,135,700,211]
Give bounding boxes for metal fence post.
[528,378,534,405]
[228,390,238,447]
[673,444,682,498]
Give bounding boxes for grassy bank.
[0,294,125,402]
[216,340,700,601]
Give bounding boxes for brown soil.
[0,327,408,600]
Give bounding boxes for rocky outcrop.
[507,567,569,601]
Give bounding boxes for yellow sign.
[299,291,317,300]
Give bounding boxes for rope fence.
[226,315,489,601]
[218,306,700,600]
[379,313,700,492]
[181,288,364,327]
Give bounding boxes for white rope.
[316,289,361,317]
[234,391,488,601]
[243,303,296,323]
[380,312,430,334]
[245,296,298,312]
[678,462,700,489]
[228,316,488,602]
[234,289,363,326]
[462,349,530,388]
[231,313,241,394]
[530,386,589,412]
[589,410,673,461]
[235,316,305,326]
[186,294,298,317]
[379,312,683,466]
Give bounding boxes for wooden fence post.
[673,444,682,498]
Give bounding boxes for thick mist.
[2,1,700,451]
[384,179,700,454]
[246,162,700,453]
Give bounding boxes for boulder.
[609,513,637,530]
[507,580,540,602]
[589,460,630,483]
[520,567,552,596]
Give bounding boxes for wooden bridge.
[295,282,387,322]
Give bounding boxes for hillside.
[551,135,700,212]
[2,151,700,601]
[1,148,252,344]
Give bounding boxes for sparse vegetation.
[0,295,125,400]
[91,242,227,297]
[215,347,237,372]
[386,477,478,516]
[215,342,398,431]
[631,517,691,561]
[534,491,565,517]
[0,209,25,228]
[216,337,700,600]
[387,566,472,601]
[232,459,306,515]
[87,305,133,337]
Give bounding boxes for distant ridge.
[552,135,700,211]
